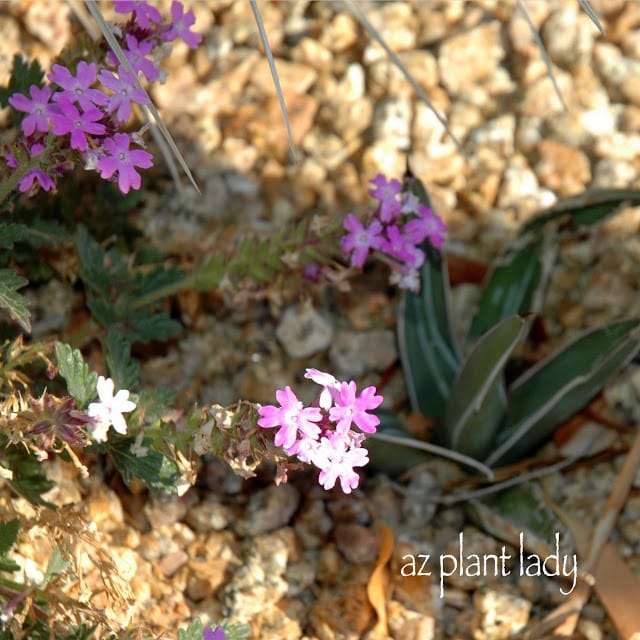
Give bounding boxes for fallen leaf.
[366,523,394,638]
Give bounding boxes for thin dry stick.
[250,0,297,163]
[84,1,200,194]
[344,0,463,154]
[516,0,568,112]
[578,0,606,35]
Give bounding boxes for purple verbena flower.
[162,1,202,48]
[369,173,402,222]
[401,190,421,215]
[98,67,150,123]
[341,213,383,268]
[96,132,153,194]
[8,85,52,136]
[418,204,447,249]
[390,268,421,292]
[107,34,159,82]
[16,143,55,193]
[113,0,163,29]
[257,386,322,449]
[48,62,108,111]
[49,102,106,151]
[328,380,382,435]
[378,224,416,264]
[203,626,225,640]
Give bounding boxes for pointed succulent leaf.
[467,237,549,342]
[466,485,568,554]
[521,189,640,238]
[398,242,459,422]
[442,315,528,459]
[487,318,640,467]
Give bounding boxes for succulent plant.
[387,176,640,469]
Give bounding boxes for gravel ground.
[3,1,640,638]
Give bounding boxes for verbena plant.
[0,3,393,637]
[395,174,640,468]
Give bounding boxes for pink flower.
[113,0,162,29]
[315,434,370,494]
[162,1,202,49]
[257,386,322,449]
[378,224,415,264]
[98,67,150,123]
[16,144,55,193]
[48,62,107,111]
[341,213,383,268]
[49,102,105,151]
[401,190,421,215]
[304,368,340,409]
[329,381,382,435]
[258,373,383,493]
[203,627,226,640]
[107,34,159,82]
[418,204,447,249]
[8,85,52,136]
[96,133,153,194]
[369,173,402,222]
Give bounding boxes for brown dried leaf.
[366,523,394,637]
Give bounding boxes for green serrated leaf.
[128,311,181,343]
[222,621,251,640]
[466,485,570,560]
[133,264,185,299]
[488,318,640,466]
[0,556,20,572]
[194,254,226,290]
[104,329,140,390]
[0,55,45,110]
[54,341,98,409]
[109,437,180,493]
[64,624,99,640]
[5,448,56,509]
[0,519,19,556]
[443,315,528,459]
[467,238,545,342]
[521,188,640,237]
[41,545,70,587]
[74,227,111,295]
[0,268,30,332]
[0,223,28,250]
[178,619,204,640]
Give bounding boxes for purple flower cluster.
[257,368,383,493]
[341,174,448,292]
[3,0,201,196]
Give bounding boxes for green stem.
[130,272,199,310]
